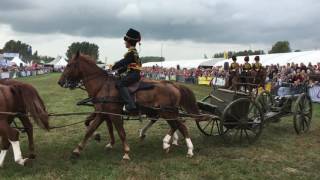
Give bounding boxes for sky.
[0,0,319,63]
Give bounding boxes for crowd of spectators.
[141,62,320,86]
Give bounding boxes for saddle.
[128,81,154,94]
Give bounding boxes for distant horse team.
[226,55,267,93]
[0,53,266,167]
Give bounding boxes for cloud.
[0,0,319,47]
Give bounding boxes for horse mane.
[77,54,112,78]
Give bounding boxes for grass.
[0,73,319,180]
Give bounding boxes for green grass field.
[0,73,319,180]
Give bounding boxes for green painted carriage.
[256,82,313,134]
[196,88,263,144]
[196,82,313,144]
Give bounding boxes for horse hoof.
[186,154,194,158]
[28,154,36,159]
[17,158,29,166]
[172,141,179,146]
[70,152,80,160]
[94,134,101,142]
[122,154,130,160]
[139,134,146,141]
[164,148,170,154]
[105,143,113,149]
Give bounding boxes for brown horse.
[249,68,267,92]
[0,80,49,167]
[58,52,200,160]
[226,71,240,90]
[0,79,49,160]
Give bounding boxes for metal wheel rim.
[293,94,313,134]
[220,98,264,144]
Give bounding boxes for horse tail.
[176,84,200,115]
[12,84,49,130]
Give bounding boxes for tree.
[39,56,55,63]
[213,49,265,58]
[269,41,291,54]
[66,41,99,61]
[2,40,33,61]
[140,56,165,64]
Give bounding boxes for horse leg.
[0,120,28,166]
[162,126,177,154]
[111,116,130,160]
[105,118,115,149]
[172,130,179,146]
[0,136,10,167]
[72,115,103,158]
[85,113,101,142]
[19,116,36,159]
[175,121,194,158]
[139,120,157,140]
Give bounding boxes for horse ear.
[75,50,80,59]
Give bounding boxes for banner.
[0,72,10,79]
[169,75,176,81]
[198,76,213,85]
[211,77,225,87]
[309,85,320,103]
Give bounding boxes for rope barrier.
[3,109,215,131]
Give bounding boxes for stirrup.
[123,105,137,113]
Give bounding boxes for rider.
[230,55,239,73]
[228,56,239,86]
[242,56,252,73]
[112,28,142,112]
[252,56,262,72]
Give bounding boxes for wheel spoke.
[210,120,215,135]
[228,113,241,122]
[202,120,213,131]
[244,129,251,143]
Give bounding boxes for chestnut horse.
[0,80,49,167]
[58,52,200,160]
[0,79,49,159]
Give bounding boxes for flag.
[223,51,228,59]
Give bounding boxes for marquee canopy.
[142,58,224,69]
[47,56,68,67]
[214,50,320,67]
[10,56,26,66]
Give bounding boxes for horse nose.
[58,80,64,87]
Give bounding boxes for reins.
[6,110,215,131]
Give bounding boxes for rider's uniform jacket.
[252,62,262,71]
[243,62,252,72]
[230,62,239,72]
[112,47,141,74]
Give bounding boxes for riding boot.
[118,86,137,112]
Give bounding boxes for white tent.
[48,56,68,67]
[199,58,225,67]
[10,56,26,66]
[142,58,223,69]
[54,58,67,67]
[214,50,320,67]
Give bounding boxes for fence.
[0,69,52,79]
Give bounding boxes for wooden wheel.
[196,116,221,136]
[256,90,273,113]
[220,98,264,144]
[293,93,313,134]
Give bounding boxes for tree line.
[213,41,293,58]
[0,40,296,64]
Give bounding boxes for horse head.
[58,51,83,89]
